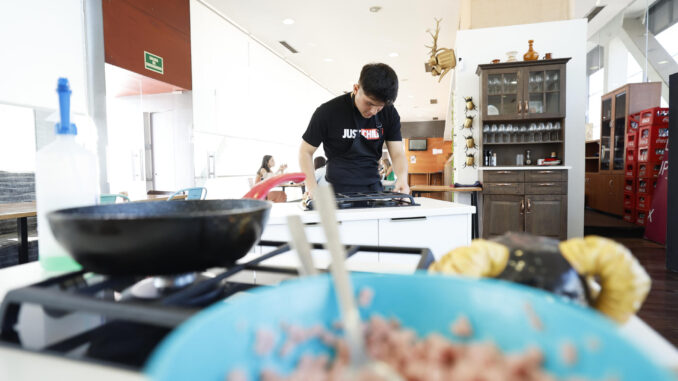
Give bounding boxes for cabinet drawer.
[483,170,524,183]
[483,182,524,195]
[379,214,470,260]
[525,170,566,182]
[261,219,379,246]
[525,181,565,195]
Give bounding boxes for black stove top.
[306,191,418,210]
[0,241,433,370]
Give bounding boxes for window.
[649,0,678,36]
[655,22,678,64]
[587,69,604,139]
[0,103,36,172]
[586,46,604,139]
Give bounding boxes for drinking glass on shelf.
[520,125,527,142]
[554,122,561,141]
[528,123,536,142]
[483,124,490,133]
[545,122,553,142]
[537,122,545,142]
[490,124,498,143]
[498,124,506,143]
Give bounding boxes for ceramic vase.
[523,40,539,61]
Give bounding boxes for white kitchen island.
[261,197,475,260]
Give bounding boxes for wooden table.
[280,182,306,194]
[410,185,483,239]
[0,202,36,264]
[143,194,187,201]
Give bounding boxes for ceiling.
[204,0,460,122]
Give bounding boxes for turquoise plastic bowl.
[145,273,674,380]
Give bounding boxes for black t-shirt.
[302,93,402,185]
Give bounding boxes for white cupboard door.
[378,214,471,261]
[261,220,378,245]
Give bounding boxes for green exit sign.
[144,51,164,74]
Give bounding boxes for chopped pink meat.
[256,315,581,381]
[450,315,473,338]
[560,341,578,367]
[254,328,276,356]
[226,369,248,381]
[524,302,544,331]
[357,287,374,308]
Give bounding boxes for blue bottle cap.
[55,77,77,135]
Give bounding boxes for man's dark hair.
[313,156,326,169]
[359,63,398,105]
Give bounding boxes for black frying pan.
[47,173,306,275]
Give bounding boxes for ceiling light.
[389,52,399,57]
[323,58,333,62]
[589,65,599,70]
[369,6,382,13]
[658,60,669,64]
[282,18,295,25]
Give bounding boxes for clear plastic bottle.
[35,78,99,272]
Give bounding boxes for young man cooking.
[299,63,409,198]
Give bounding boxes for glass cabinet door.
[613,92,627,171]
[524,67,564,118]
[600,98,612,171]
[483,70,521,120]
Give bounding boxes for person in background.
[255,155,287,183]
[380,157,395,181]
[314,156,328,185]
[255,155,287,202]
[298,63,409,198]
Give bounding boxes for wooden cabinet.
[476,59,569,168]
[477,59,568,121]
[588,83,660,215]
[483,195,525,237]
[525,195,567,237]
[482,169,567,240]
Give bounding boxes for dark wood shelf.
[585,156,600,159]
[476,57,571,75]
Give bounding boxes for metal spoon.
[314,185,403,380]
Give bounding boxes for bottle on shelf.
[35,78,100,272]
[524,149,532,165]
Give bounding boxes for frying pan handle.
[242,172,306,200]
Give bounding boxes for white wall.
[190,0,334,198]
[452,19,587,238]
[606,37,630,91]
[0,0,88,114]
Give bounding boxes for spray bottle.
[35,78,99,271]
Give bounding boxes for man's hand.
[393,178,410,194]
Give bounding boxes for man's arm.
[299,140,319,198]
[385,140,409,194]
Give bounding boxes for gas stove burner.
[0,241,433,370]
[307,191,418,210]
[124,273,216,301]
